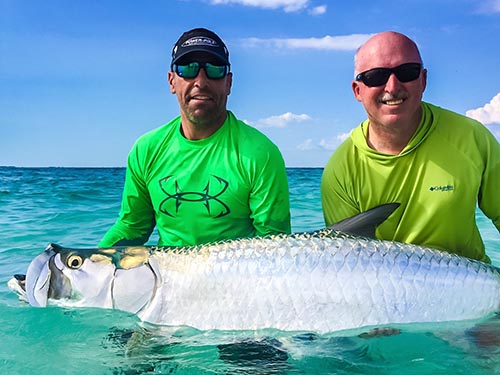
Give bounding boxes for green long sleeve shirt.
[321,102,500,262]
[100,111,291,247]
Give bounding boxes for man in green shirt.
[321,31,499,262]
[100,28,291,247]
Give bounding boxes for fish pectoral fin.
[329,203,400,238]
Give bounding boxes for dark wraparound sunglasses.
[172,62,230,80]
[355,63,423,87]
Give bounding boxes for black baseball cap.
[171,28,230,66]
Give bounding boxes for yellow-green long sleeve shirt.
[321,102,500,262]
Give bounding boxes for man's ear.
[225,72,233,96]
[352,80,363,102]
[421,68,427,93]
[168,71,176,94]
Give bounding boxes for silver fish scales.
[9,205,500,333]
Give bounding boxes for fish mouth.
[25,245,58,307]
[9,244,70,307]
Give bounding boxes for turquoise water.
[0,166,498,374]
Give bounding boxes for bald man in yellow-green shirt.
[321,32,500,262]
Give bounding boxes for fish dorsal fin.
[328,203,400,238]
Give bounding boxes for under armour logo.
[159,175,230,218]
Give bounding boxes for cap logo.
[181,37,219,48]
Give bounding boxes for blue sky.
[2,0,500,167]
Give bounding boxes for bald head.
[355,32,423,75]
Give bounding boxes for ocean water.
[0,166,498,374]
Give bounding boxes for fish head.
[13,243,158,314]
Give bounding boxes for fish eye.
[66,254,84,269]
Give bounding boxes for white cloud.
[318,139,337,150]
[318,132,350,150]
[337,132,351,142]
[249,112,311,128]
[297,139,315,151]
[208,0,309,12]
[308,5,327,15]
[465,92,500,125]
[476,0,500,13]
[296,131,352,152]
[242,33,373,51]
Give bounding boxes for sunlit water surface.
[0,167,498,374]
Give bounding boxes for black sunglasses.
[355,63,423,87]
[172,62,230,80]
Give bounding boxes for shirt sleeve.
[477,127,500,233]
[320,148,360,227]
[98,144,156,247]
[248,144,291,236]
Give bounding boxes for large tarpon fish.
[8,204,500,334]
